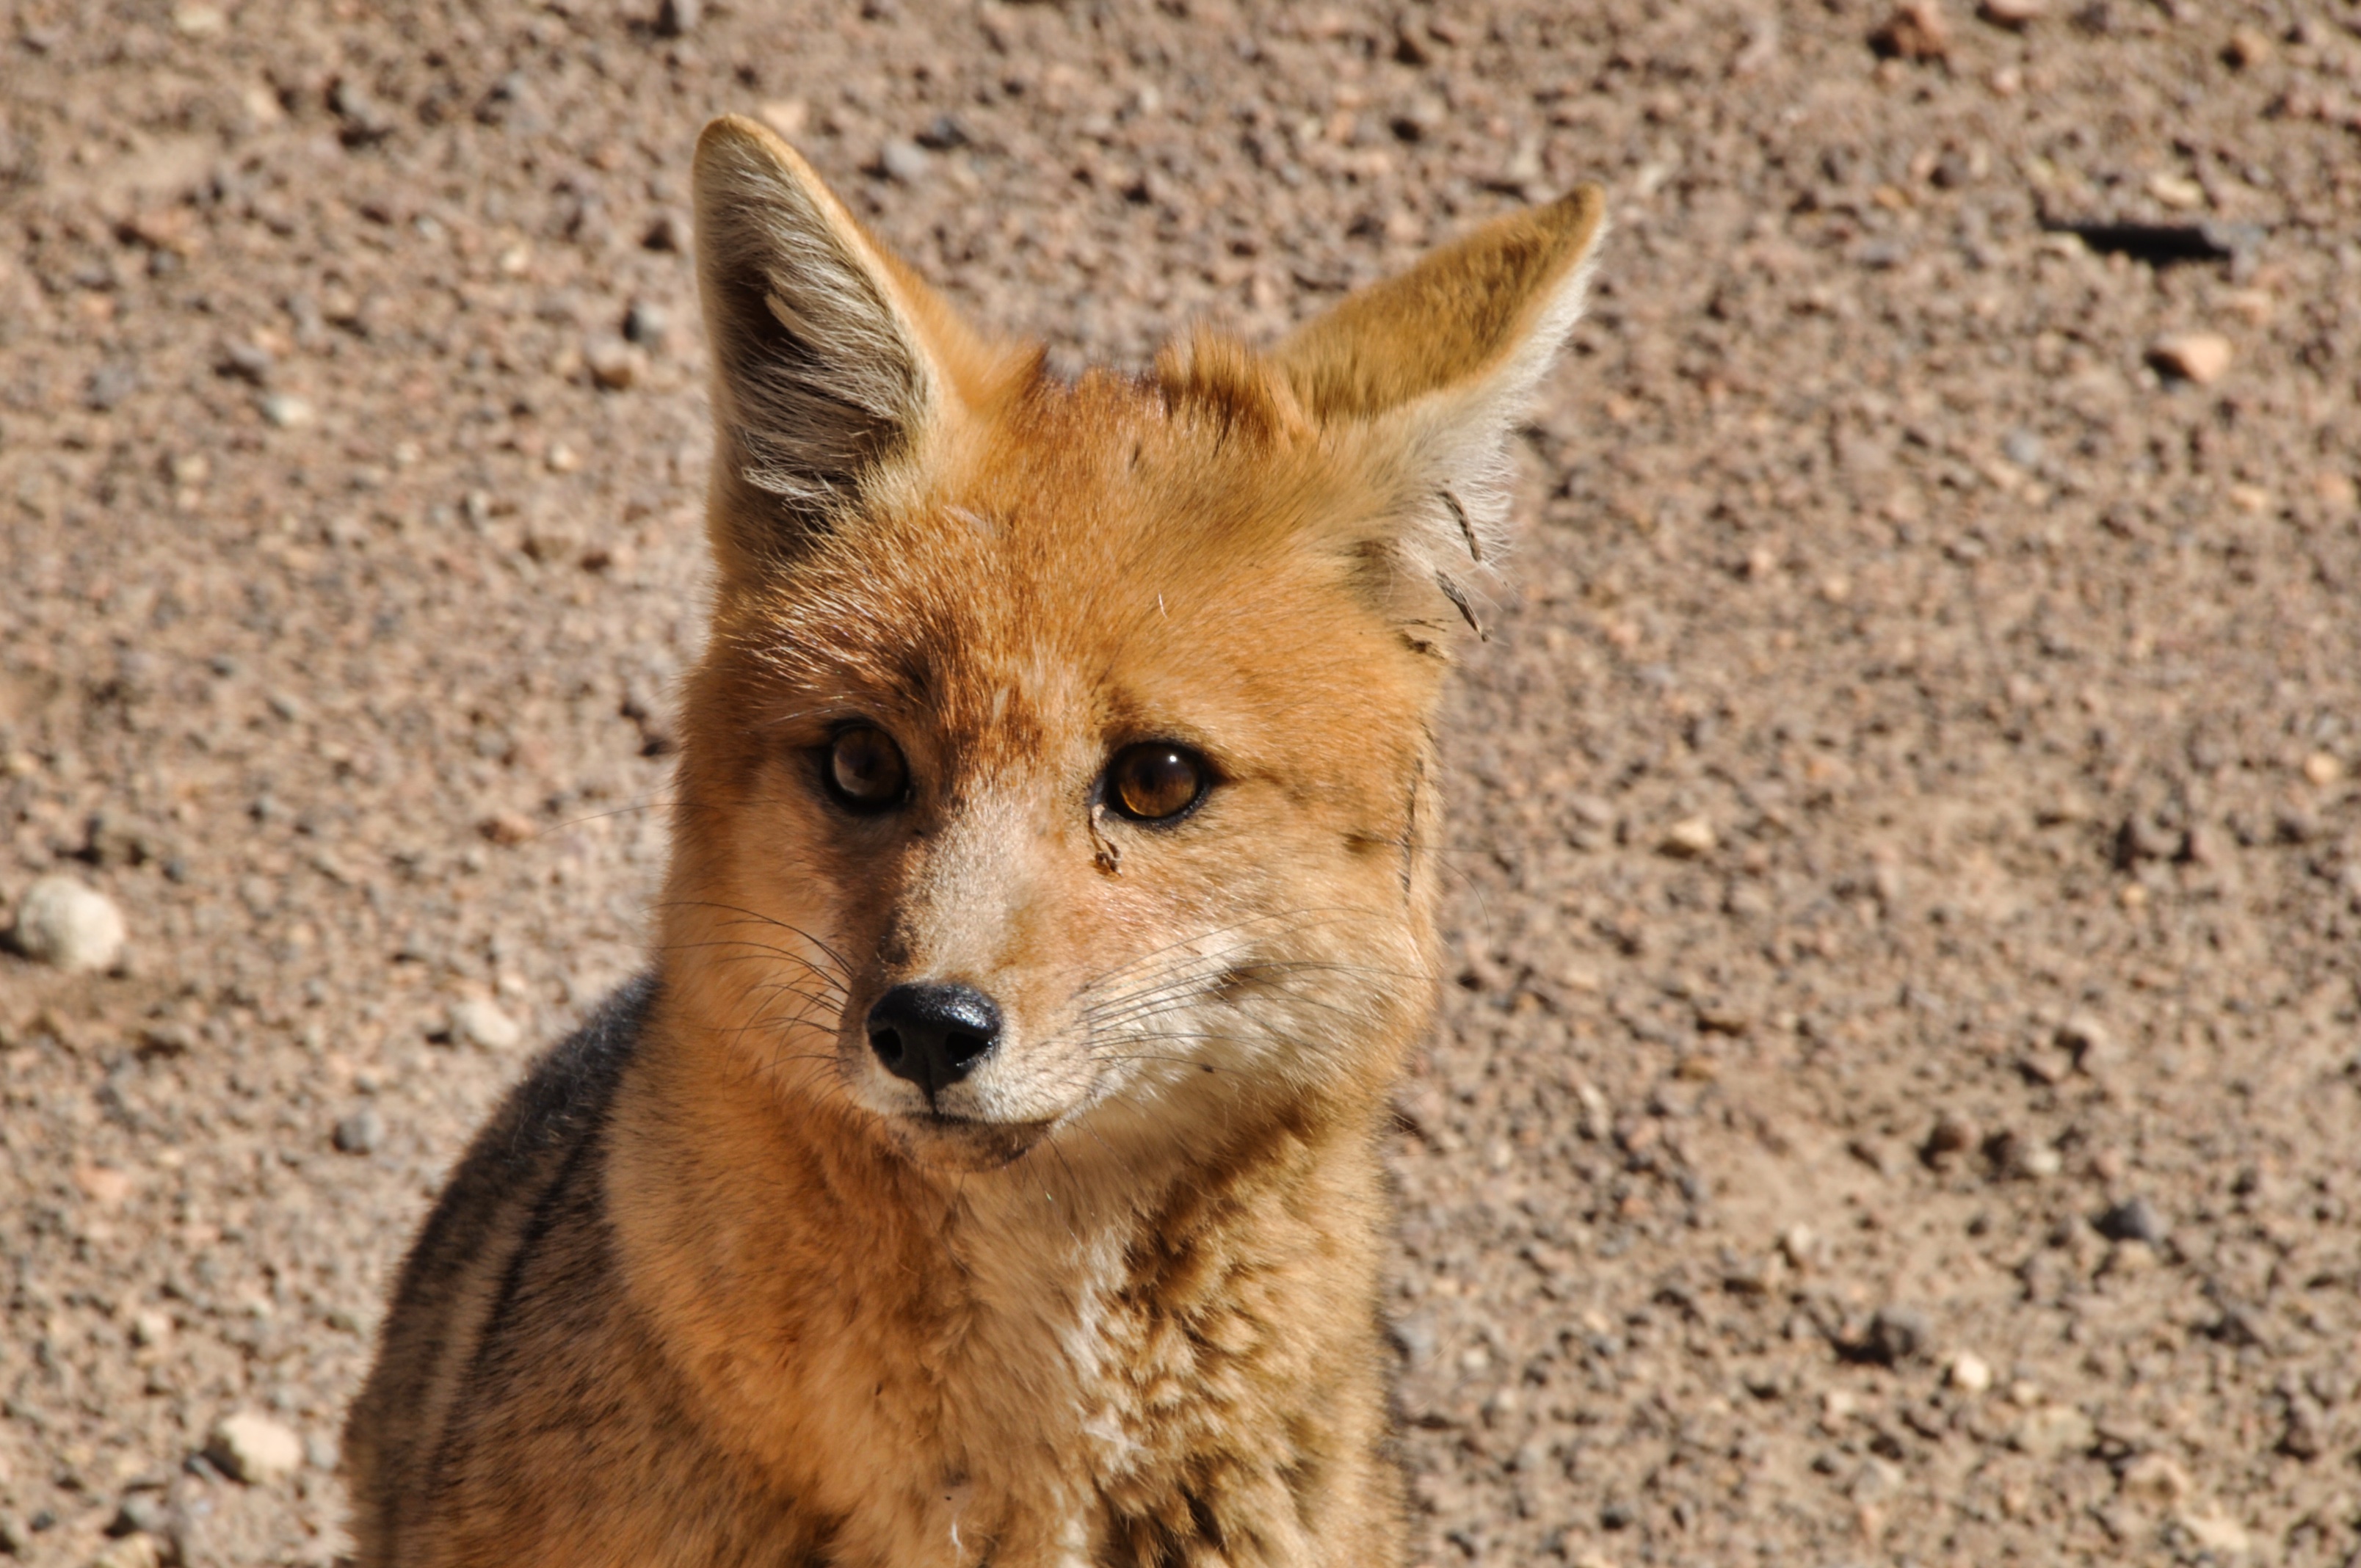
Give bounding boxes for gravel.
[2,3,2356,1565]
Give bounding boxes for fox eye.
[1104,743,1208,824]
[824,725,909,813]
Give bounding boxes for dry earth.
[4,0,2361,1564]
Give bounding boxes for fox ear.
[1271,189,1607,628]
[692,116,991,568]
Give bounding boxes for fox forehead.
[722,372,1437,788]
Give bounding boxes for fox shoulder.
[342,976,656,1553]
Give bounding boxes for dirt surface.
[4,0,2361,1564]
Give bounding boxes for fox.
[342,113,1605,1568]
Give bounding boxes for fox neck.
[607,981,1392,1553]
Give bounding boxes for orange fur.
[344,115,1605,1567]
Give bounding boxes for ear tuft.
[692,117,956,549]
[1153,327,1309,448]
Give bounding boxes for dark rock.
[2095,1197,2167,1246]
[1864,1306,1932,1365]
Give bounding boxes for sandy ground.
[4,0,2360,1564]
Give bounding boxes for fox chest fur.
[343,115,1603,1568]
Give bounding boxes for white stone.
[12,874,126,973]
[207,1411,304,1484]
[1659,816,1718,858]
[451,997,523,1051]
[259,392,316,429]
[1946,1350,1993,1393]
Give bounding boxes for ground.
[3,0,2360,1564]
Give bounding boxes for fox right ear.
[692,116,990,569]
[1269,189,1607,637]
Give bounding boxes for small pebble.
[88,1533,162,1568]
[1976,0,2042,24]
[584,337,640,391]
[1922,1111,1978,1164]
[2095,1195,2168,1246]
[2118,1451,2191,1507]
[333,1105,385,1155]
[130,1310,174,1349]
[259,392,316,429]
[2302,751,2343,785]
[171,2,228,36]
[877,139,930,184]
[108,1492,171,1538]
[451,997,523,1051]
[757,98,808,139]
[2147,330,2233,385]
[1946,1350,1993,1393]
[2056,1011,2114,1072]
[2224,25,2272,67]
[641,211,687,253]
[1659,816,1717,858]
[12,874,127,973]
[2010,1402,2095,1458]
[656,0,699,36]
[2104,1238,2161,1274]
[2179,1512,2251,1557]
[479,810,537,846]
[2281,1398,2326,1459]
[623,300,670,348]
[205,1412,304,1485]
[1871,0,1951,59]
[1865,1305,1930,1365]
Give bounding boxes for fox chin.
[343,112,1606,1568]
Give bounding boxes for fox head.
[661,116,1603,1178]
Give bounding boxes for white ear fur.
[692,116,940,524]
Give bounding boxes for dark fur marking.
[1432,573,1484,639]
[1440,488,1481,564]
[1399,763,1419,900]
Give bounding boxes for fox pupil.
[1107,744,1206,823]
[826,726,908,811]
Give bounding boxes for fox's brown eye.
[825,726,908,813]
[1105,743,1208,824]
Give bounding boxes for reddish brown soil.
[4,1,2360,1564]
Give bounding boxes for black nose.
[866,982,1002,1099]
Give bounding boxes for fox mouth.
[883,1106,1053,1171]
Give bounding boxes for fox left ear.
[1271,188,1607,630]
[692,116,1006,577]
